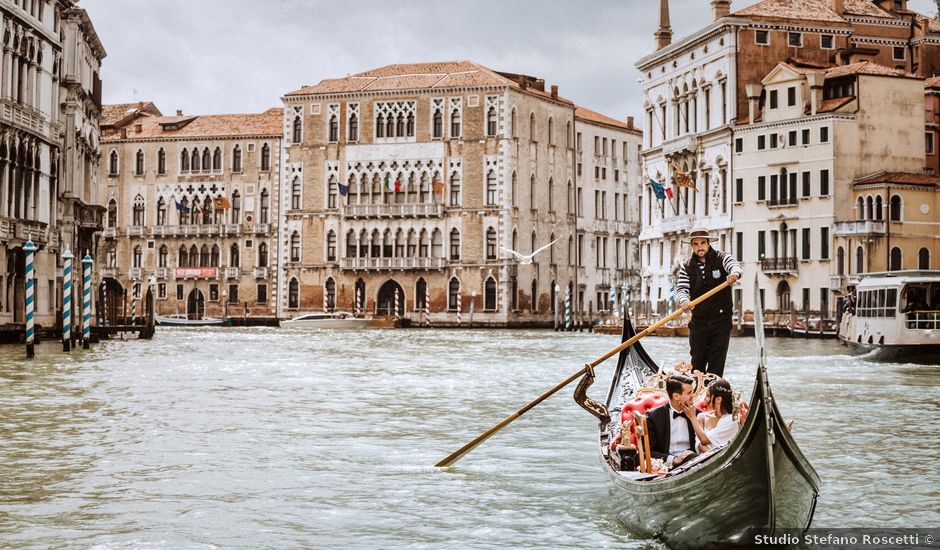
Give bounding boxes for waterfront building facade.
[928,77,939,176]
[732,61,926,316]
[635,0,940,316]
[280,61,640,325]
[0,0,103,330]
[99,105,282,321]
[574,108,643,316]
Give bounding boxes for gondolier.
[676,227,742,377]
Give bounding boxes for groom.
[646,374,698,468]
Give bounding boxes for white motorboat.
[279,312,372,329]
[838,270,940,361]
[156,314,225,327]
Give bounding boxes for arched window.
[288,278,299,309]
[290,231,300,262]
[132,194,145,226]
[376,114,385,138]
[450,108,461,138]
[484,277,497,310]
[856,197,864,220]
[448,277,460,311]
[157,147,166,175]
[328,176,339,209]
[231,190,241,223]
[180,149,189,172]
[260,143,271,171]
[329,114,338,142]
[292,116,302,144]
[866,195,873,220]
[291,178,301,210]
[511,108,517,137]
[875,195,883,221]
[487,106,497,136]
[431,229,443,258]
[566,121,572,148]
[135,149,144,175]
[511,171,517,206]
[919,247,930,269]
[890,247,902,271]
[547,117,554,145]
[158,245,168,268]
[232,145,242,172]
[202,148,211,172]
[549,232,556,264]
[210,244,220,267]
[432,110,442,138]
[449,228,461,260]
[889,194,902,221]
[396,113,405,137]
[856,246,864,274]
[260,189,270,224]
[109,150,119,175]
[325,277,336,311]
[567,180,573,214]
[486,227,497,260]
[548,178,554,211]
[189,244,199,268]
[258,242,268,267]
[327,230,337,262]
[348,114,359,141]
[530,174,536,210]
[416,278,427,311]
[212,147,222,171]
[200,244,210,267]
[178,245,187,267]
[386,114,394,138]
[449,172,461,206]
[530,279,538,311]
[132,245,142,268]
[486,170,497,205]
[229,243,240,267]
[837,246,845,275]
[406,112,415,136]
[529,113,536,140]
[191,148,200,171]
[346,229,357,257]
[107,199,117,228]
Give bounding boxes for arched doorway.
[99,278,124,325]
[187,288,206,320]
[377,279,405,317]
[776,280,791,312]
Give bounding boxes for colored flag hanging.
[213,196,231,209]
[665,187,674,199]
[338,182,349,196]
[394,179,402,192]
[649,179,667,201]
[175,200,190,213]
[433,180,444,195]
[671,161,696,189]
[385,173,392,191]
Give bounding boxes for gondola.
[594,319,820,549]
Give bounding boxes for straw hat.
[685,227,719,243]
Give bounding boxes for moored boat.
[594,320,819,549]
[156,314,224,327]
[279,311,372,329]
[838,270,940,361]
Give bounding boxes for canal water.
[0,328,937,549]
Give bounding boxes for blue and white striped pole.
[24,240,37,358]
[609,286,618,319]
[62,249,74,352]
[564,286,571,331]
[622,282,630,319]
[82,253,93,350]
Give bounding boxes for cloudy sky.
[82,0,938,129]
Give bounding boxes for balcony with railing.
[662,134,701,156]
[16,219,47,244]
[0,98,53,137]
[101,266,118,278]
[833,220,886,237]
[127,226,145,237]
[225,267,240,279]
[760,257,798,274]
[155,267,169,279]
[343,202,444,219]
[767,197,798,208]
[251,223,271,234]
[128,267,143,279]
[223,224,241,236]
[253,267,269,279]
[339,256,446,270]
[102,226,117,239]
[0,217,14,240]
[660,214,692,234]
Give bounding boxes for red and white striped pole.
[424,286,430,326]
[456,290,462,325]
[394,287,400,321]
[355,287,361,316]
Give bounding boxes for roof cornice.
[636,17,747,71]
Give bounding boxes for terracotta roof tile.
[575,107,638,132]
[926,76,940,88]
[103,108,282,141]
[101,101,162,127]
[824,60,920,79]
[735,0,892,22]
[816,96,855,112]
[853,171,940,186]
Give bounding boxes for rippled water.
[0,328,937,549]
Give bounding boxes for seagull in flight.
[499,236,562,265]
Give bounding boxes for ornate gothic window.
[159,245,168,268]
[484,277,497,311]
[293,116,302,144]
[450,228,460,260]
[231,190,241,223]
[486,227,497,260]
[449,97,462,138]
[449,172,461,206]
[288,278,299,309]
[230,243,239,267]
[212,147,222,171]
[109,150,118,175]
[202,148,211,172]
[260,143,271,171]
[260,189,270,223]
[157,147,166,175]
[448,277,460,311]
[347,103,360,141]
[232,144,242,172]
[180,149,189,172]
[431,98,444,138]
[135,149,144,175]
[132,194,145,226]
[291,231,300,262]
[291,178,301,210]
[156,197,166,225]
[327,230,336,262]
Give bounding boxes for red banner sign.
[175,267,218,279]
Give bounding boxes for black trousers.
[689,317,732,378]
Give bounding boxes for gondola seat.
[619,394,668,447]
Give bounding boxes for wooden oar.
[435,278,735,468]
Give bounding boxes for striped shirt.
[676,249,743,306]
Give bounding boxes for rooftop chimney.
[711,0,731,20]
[627,116,635,128]
[655,0,673,50]
[745,83,761,124]
[134,123,142,133]
[806,73,824,115]
[176,109,183,116]
[832,0,844,15]
[550,85,558,99]
[120,128,127,139]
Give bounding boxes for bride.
[683,378,739,453]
